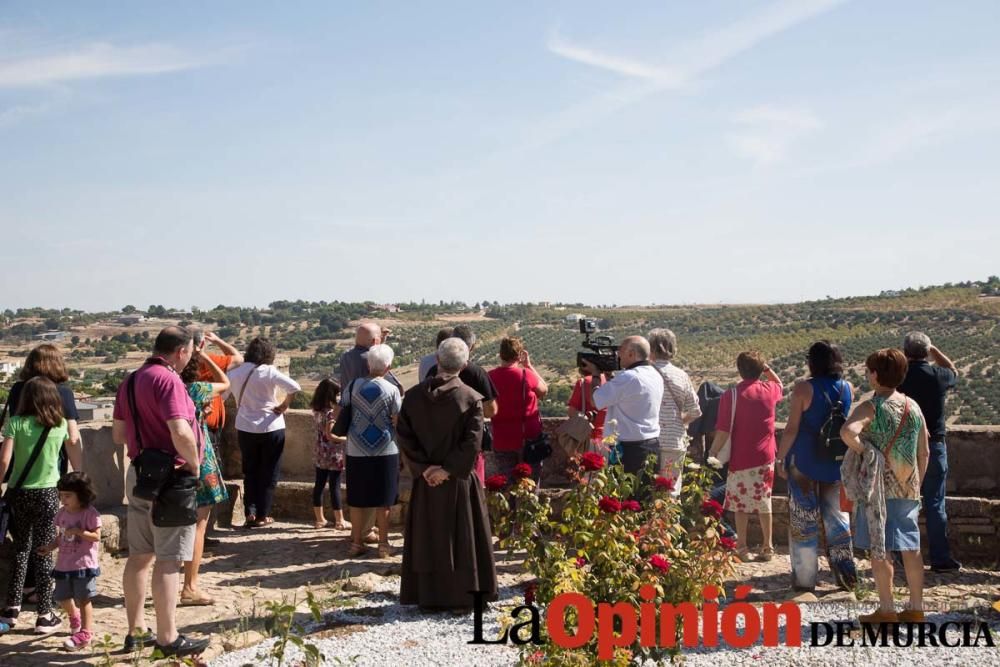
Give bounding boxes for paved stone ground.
[1,522,998,665]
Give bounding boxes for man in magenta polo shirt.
[112,327,209,658]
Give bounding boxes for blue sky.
[2,1,998,311]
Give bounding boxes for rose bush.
[487,453,736,664]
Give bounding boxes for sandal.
[377,543,392,559]
[179,592,215,607]
[756,547,775,562]
[332,522,351,531]
[251,517,275,528]
[347,543,367,558]
[363,531,379,544]
[243,514,257,529]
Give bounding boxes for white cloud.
[0,42,211,88]
[547,33,682,85]
[522,0,849,151]
[729,104,823,166]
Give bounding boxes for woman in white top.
[227,337,300,528]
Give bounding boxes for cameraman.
[582,336,664,477]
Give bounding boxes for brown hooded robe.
[396,375,498,609]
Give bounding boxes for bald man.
[336,323,402,392]
[583,336,664,483]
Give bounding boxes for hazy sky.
[2,1,998,311]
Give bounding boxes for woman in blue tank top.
[776,341,858,592]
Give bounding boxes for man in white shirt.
[583,336,664,480]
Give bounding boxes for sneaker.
[123,627,156,652]
[34,613,61,634]
[155,634,210,657]
[0,607,19,627]
[931,559,962,573]
[0,621,11,635]
[63,629,93,651]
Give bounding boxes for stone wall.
[76,412,1000,510]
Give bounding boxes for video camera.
[576,318,620,372]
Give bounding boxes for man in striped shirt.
[649,329,701,496]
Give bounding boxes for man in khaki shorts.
[112,327,209,658]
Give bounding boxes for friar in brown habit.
[396,338,498,612]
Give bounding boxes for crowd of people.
[0,320,965,654]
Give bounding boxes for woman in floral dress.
[179,345,230,606]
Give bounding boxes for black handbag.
[0,424,53,540]
[331,379,358,438]
[520,369,551,465]
[152,471,199,527]
[481,421,493,452]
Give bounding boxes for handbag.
[555,377,595,455]
[331,378,358,438]
[151,471,199,527]
[714,387,738,465]
[520,369,552,465]
[0,424,53,540]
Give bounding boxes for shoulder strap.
[126,371,145,453]
[9,424,53,492]
[729,386,738,432]
[237,365,259,409]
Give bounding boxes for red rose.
[654,476,675,492]
[598,496,622,514]
[575,556,588,568]
[581,452,605,472]
[649,555,671,573]
[701,499,724,519]
[513,463,533,479]
[720,536,738,550]
[484,474,508,492]
[524,582,537,605]
[622,499,642,512]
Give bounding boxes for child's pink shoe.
[63,629,92,651]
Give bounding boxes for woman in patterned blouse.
[842,348,929,626]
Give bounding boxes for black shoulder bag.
[331,378,358,438]
[520,369,552,465]
[126,369,198,527]
[815,380,850,464]
[0,424,53,540]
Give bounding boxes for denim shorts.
[854,498,921,551]
[53,575,98,602]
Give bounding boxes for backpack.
[815,380,849,463]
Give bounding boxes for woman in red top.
[709,351,784,562]
[487,337,548,478]
[567,365,607,448]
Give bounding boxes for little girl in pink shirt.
[39,472,101,651]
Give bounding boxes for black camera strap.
[126,372,145,454]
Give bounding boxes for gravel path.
[213,577,1000,667]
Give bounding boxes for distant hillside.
[2,278,998,425]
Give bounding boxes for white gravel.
[212,580,1000,667]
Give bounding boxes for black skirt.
[346,453,400,508]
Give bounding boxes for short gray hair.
[366,344,394,374]
[437,338,470,373]
[903,332,931,359]
[648,328,677,360]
